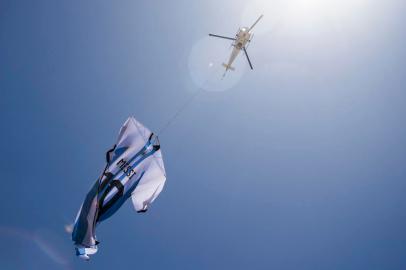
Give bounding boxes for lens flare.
[188,36,247,92]
[0,226,73,270]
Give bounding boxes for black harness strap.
[97,180,124,220]
[105,144,117,163]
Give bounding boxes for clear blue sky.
[1,0,406,269]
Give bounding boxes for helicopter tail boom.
[222,63,235,71]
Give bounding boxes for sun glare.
[241,0,368,35]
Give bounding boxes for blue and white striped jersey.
[72,117,166,260]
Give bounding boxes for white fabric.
[116,116,152,151]
[118,116,166,212]
[131,145,166,212]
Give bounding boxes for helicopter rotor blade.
[248,15,264,32]
[209,34,236,41]
[243,46,253,70]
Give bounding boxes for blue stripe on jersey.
[97,141,150,199]
[97,171,146,222]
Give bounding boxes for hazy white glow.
[238,0,372,83]
[241,0,369,36]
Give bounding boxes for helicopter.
[209,15,263,77]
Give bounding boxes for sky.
[1,0,406,269]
